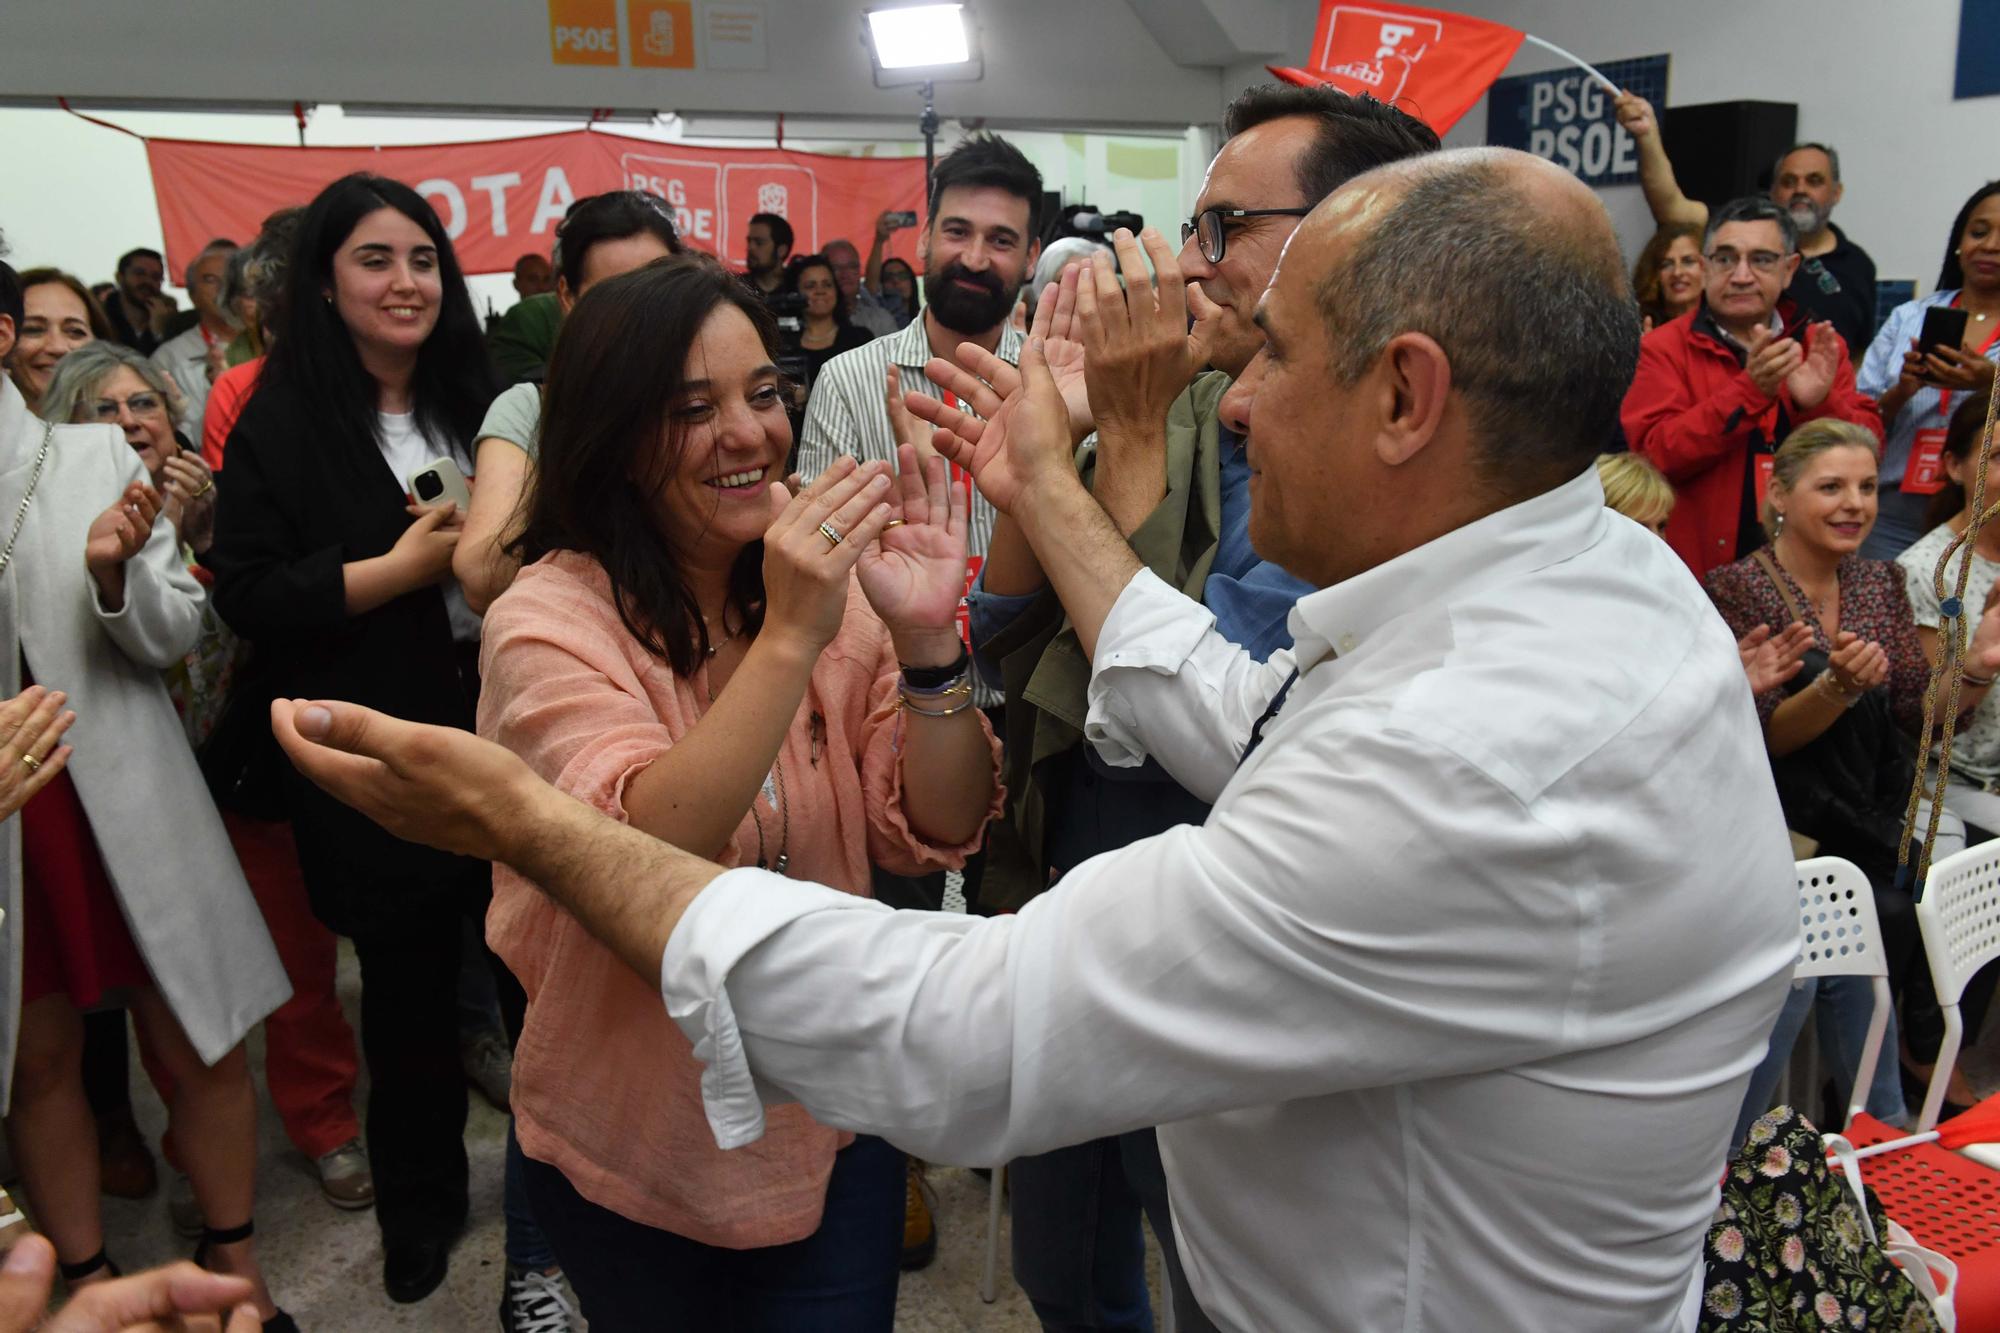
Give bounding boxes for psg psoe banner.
[145,131,926,276]
[1485,54,1670,188]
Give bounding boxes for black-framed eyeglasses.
[1180,208,1313,264]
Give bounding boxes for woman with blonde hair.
[1594,452,1674,534]
[1706,418,1986,1139]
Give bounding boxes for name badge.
[1754,452,1777,512]
[1904,428,1948,495]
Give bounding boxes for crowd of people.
[0,73,1995,1333]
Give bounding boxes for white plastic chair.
[1793,856,1894,1128]
[1913,840,2000,1136]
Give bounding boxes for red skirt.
[16,714,150,1008]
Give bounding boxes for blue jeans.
[1010,1129,1217,1333]
[505,1121,558,1270]
[521,1134,903,1331]
[1734,975,1909,1148]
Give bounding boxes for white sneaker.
[501,1264,576,1333]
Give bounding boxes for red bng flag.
[1268,2,1525,135]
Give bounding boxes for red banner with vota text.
[145,130,927,277]
[1269,2,1524,134]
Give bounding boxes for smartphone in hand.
[1917,304,1970,374]
[408,457,472,513]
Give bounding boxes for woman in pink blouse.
[476,255,1000,1330]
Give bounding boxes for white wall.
[1223,0,1998,293]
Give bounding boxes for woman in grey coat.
[0,275,292,1325]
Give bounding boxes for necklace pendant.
[773,852,788,874]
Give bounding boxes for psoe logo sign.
[1316,5,1442,101]
[549,0,621,66]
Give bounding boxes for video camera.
[1044,203,1145,248]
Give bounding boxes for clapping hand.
[906,262,1094,453]
[85,481,163,610]
[919,337,1077,518]
[1744,325,1805,400]
[1784,322,1841,410]
[0,687,74,821]
[1962,581,2000,679]
[1077,227,1216,440]
[760,457,897,656]
[856,444,971,665]
[159,452,216,553]
[1737,622,1814,695]
[1827,630,1890,694]
[86,481,161,574]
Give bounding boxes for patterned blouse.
[1703,547,1929,732]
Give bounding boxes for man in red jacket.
[1622,195,1882,577]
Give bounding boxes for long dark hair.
[1939,181,2000,291]
[788,253,851,325]
[515,255,777,675]
[1926,390,1997,532]
[265,173,494,465]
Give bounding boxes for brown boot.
[901,1157,937,1270]
[96,1108,157,1200]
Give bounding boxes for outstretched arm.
[274,699,720,983]
[1614,92,1707,230]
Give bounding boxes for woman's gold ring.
[818,521,844,550]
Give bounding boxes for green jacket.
[488,293,562,385]
[979,370,1233,911]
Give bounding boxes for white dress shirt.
[149,322,217,442]
[660,468,1798,1331]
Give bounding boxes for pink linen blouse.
[477,549,1001,1247]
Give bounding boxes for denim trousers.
[1734,974,1911,1149]
[1009,1128,1217,1333]
[521,1134,903,1331]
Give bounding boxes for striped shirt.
[799,314,1025,707]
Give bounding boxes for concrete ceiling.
[1122,0,1292,67]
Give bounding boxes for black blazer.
[208,376,485,930]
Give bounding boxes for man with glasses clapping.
[1623,194,1883,577]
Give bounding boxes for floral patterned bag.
[1700,1106,1946,1332]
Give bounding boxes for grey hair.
[40,340,179,427]
[181,238,238,292]
[1704,196,1799,256]
[1031,236,1109,295]
[1318,155,1640,487]
[1771,141,1841,185]
[218,246,257,329]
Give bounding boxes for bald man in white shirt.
[270,148,1798,1331]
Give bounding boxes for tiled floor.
[94,941,1165,1330]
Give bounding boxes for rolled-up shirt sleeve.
[661,722,1605,1167]
[1084,568,1296,802]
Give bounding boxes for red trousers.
[145,813,360,1160]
